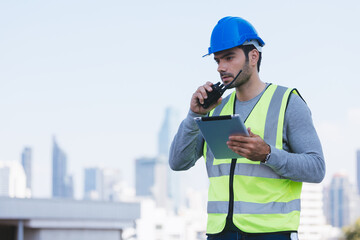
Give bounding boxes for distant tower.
[158,107,178,158]
[135,107,182,208]
[328,172,351,228]
[135,157,157,197]
[135,156,168,207]
[84,167,104,200]
[21,147,32,192]
[158,107,182,211]
[52,137,73,198]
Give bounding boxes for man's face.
[213,47,251,88]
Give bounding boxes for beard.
[222,61,251,89]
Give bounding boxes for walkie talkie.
[201,70,242,109]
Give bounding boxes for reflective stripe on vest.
[203,84,303,234]
[207,199,301,214]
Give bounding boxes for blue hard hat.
[203,16,265,57]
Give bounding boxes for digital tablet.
[194,114,249,159]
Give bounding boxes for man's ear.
[249,49,259,67]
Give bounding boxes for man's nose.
[217,61,227,73]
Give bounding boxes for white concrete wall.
[25,229,121,240]
[0,161,27,198]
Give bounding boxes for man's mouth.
[221,75,234,84]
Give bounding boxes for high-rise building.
[21,147,32,192]
[134,107,183,209]
[0,160,27,198]
[135,157,157,197]
[298,183,336,240]
[102,168,124,201]
[158,107,182,211]
[327,172,351,228]
[84,167,132,202]
[84,167,104,200]
[135,157,168,208]
[158,107,178,158]
[52,137,73,199]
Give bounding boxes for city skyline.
[2,105,360,199]
[1,1,360,199]
[3,113,360,200]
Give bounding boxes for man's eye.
[226,56,233,61]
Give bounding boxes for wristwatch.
[262,152,271,163]
[261,145,271,164]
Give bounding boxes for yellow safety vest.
[204,84,303,234]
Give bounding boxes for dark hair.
[238,45,262,72]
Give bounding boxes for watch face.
[264,153,271,162]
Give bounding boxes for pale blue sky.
[1,0,360,198]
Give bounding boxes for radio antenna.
[225,69,242,90]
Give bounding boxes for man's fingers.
[196,82,213,102]
[247,127,256,137]
[190,82,218,115]
[227,145,250,158]
[228,135,248,143]
[204,81,213,92]
[195,92,205,104]
[197,86,208,100]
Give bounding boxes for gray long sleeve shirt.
[169,85,325,183]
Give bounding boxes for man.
[169,16,325,240]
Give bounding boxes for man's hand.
[227,128,270,162]
[190,82,222,115]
